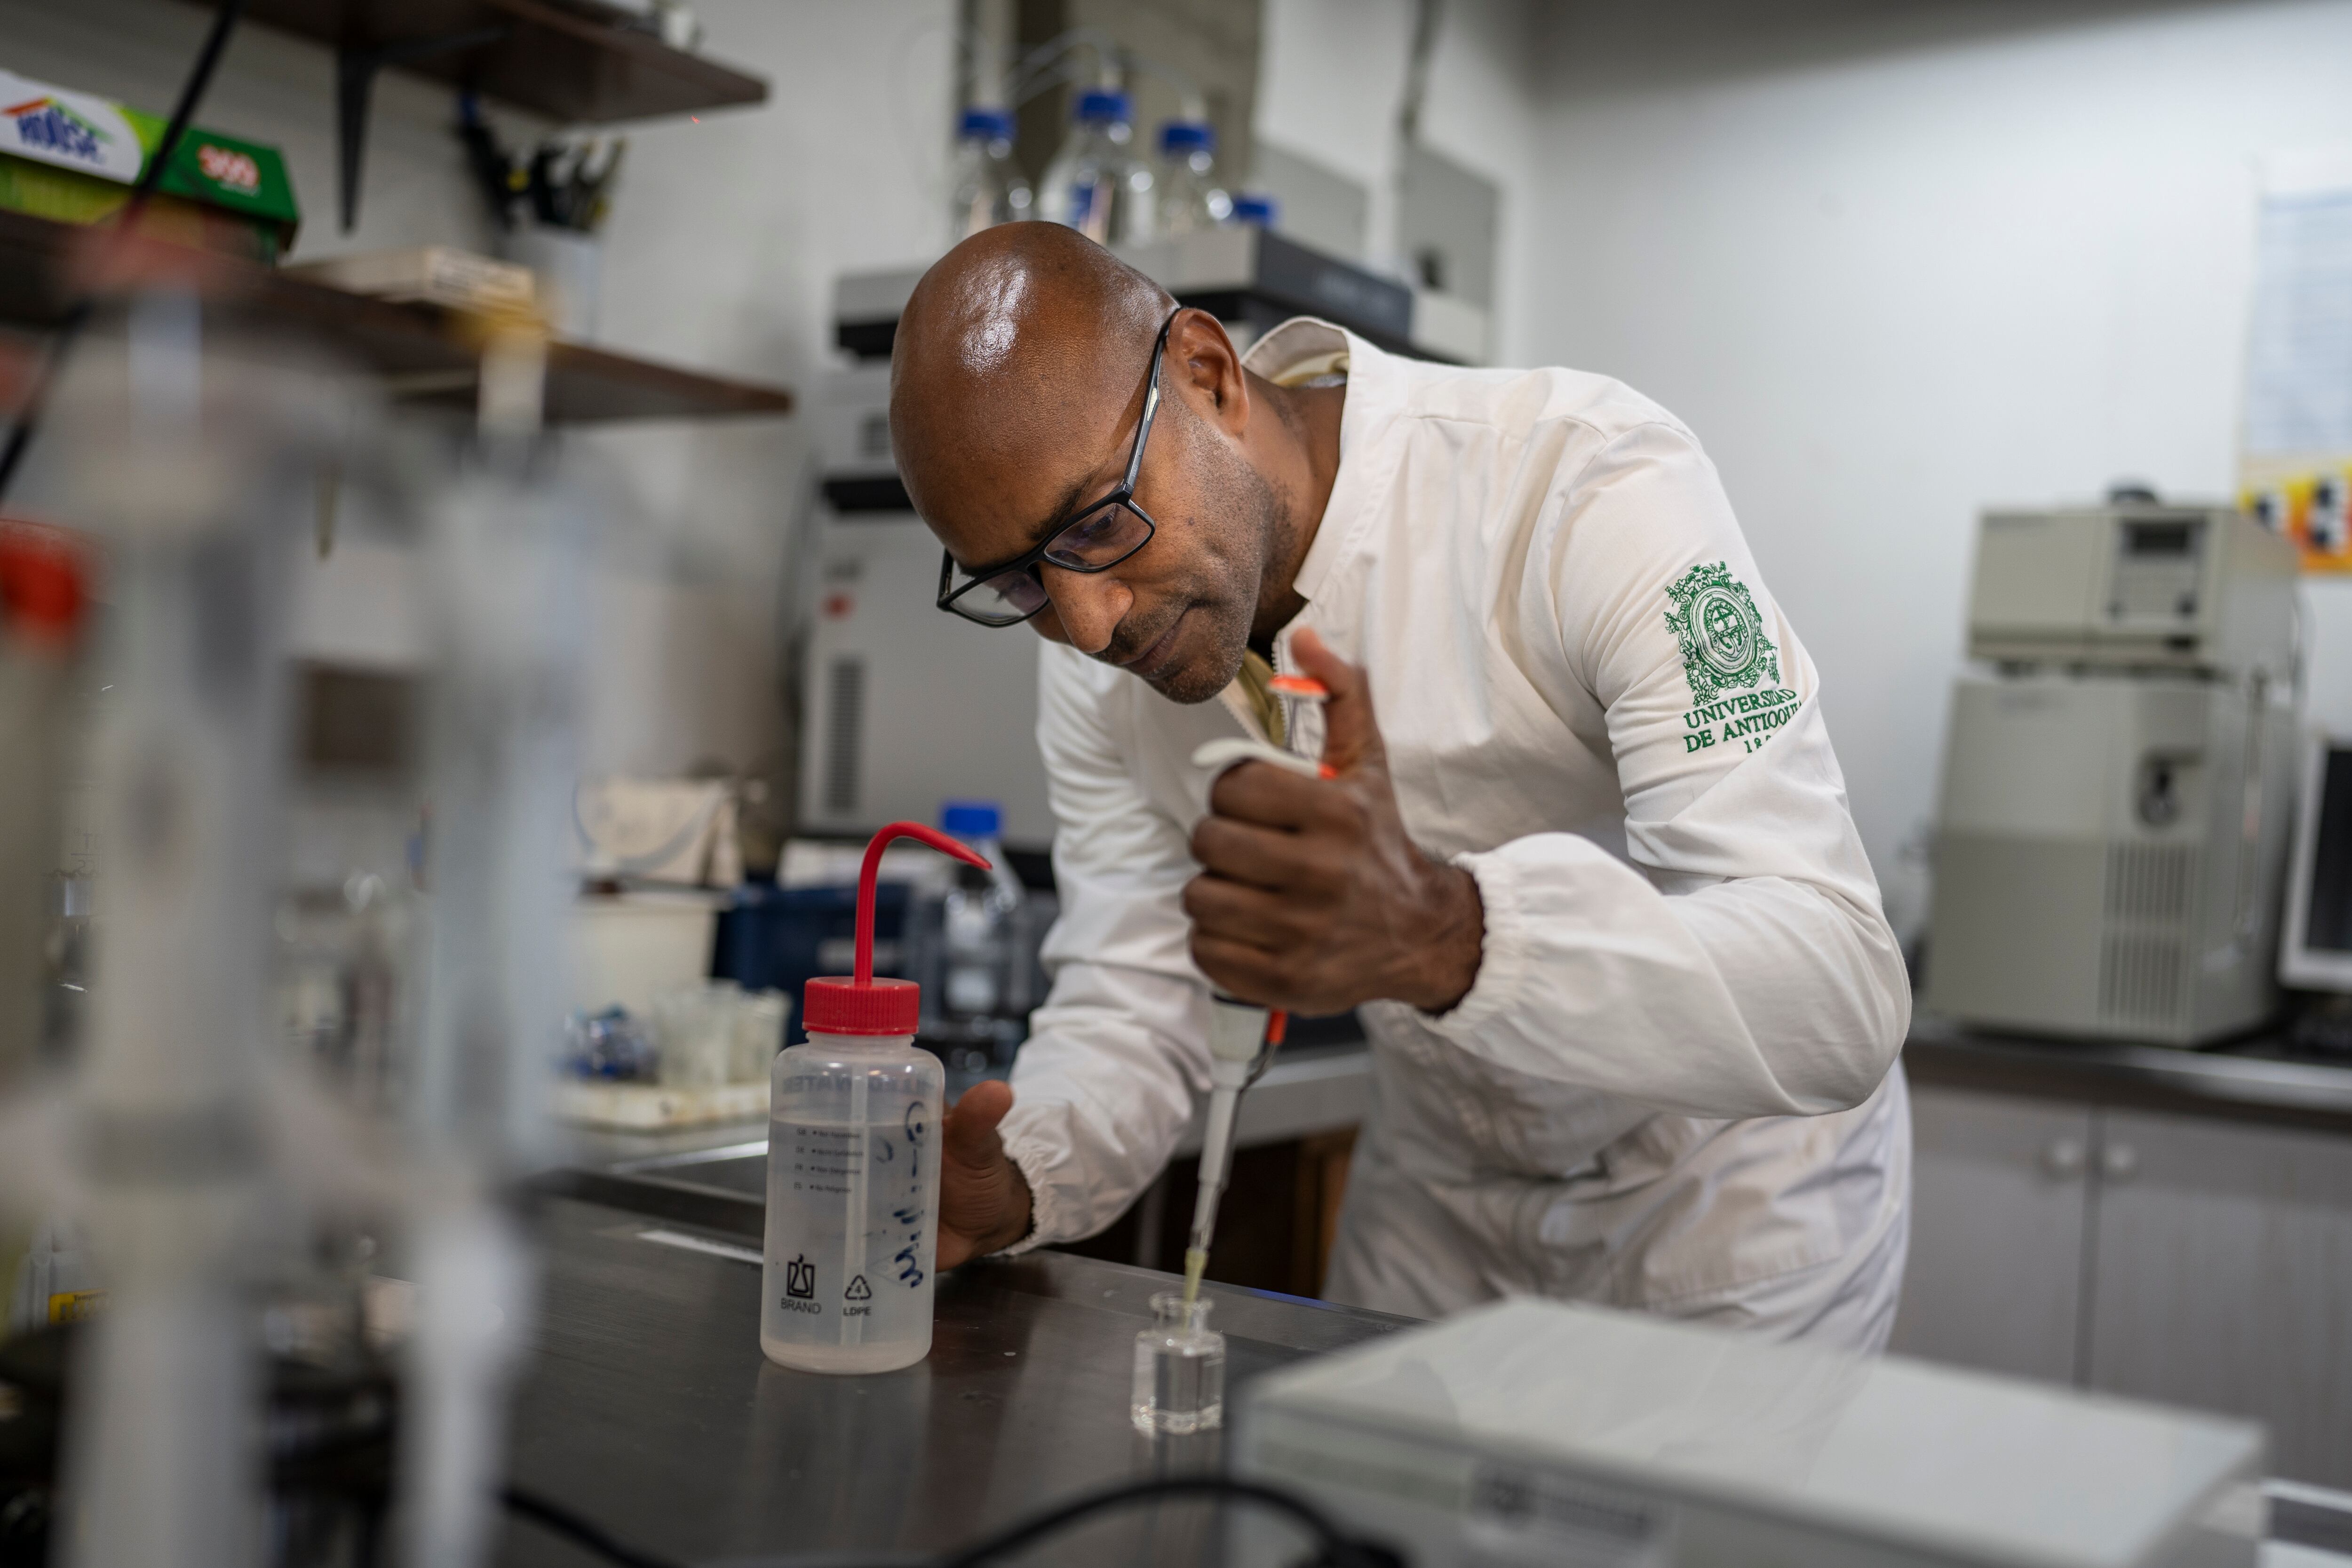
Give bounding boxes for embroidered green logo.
[1665,561,1779,705]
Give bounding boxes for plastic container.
[713,879,914,1042]
[654,978,740,1087]
[1040,88,1154,246]
[761,821,987,1375]
[569,890,723,1018]
[1132,1291,1225,1434]
[1156,121,1231,236]
[914,799,1031,1068]
[947,107,1032,244]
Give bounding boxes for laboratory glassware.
[763,821,986,1375]
[1155,120,1231,236]
[916,799,1031,1068]
[653,979,741,1087]
[1132,1291,1225,1434]
[1040,88,1154,246]
[1230,193,1279,229]
[947,107,1032,243]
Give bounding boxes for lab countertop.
[524,1040,2352,1565]
[1905,1016,2352,1136]
[494,1193,1412,1567]
[502,1189,2352,1566]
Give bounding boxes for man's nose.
[1040,566,1128,657]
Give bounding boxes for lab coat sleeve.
[1422,419,1909,1118]
[990,642,1214,1253]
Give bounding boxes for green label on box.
[0,65,298,238]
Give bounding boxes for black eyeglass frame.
[934,307,1181,627]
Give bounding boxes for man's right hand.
[938,1079,1033,1268]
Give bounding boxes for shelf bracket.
[337,24,511,233]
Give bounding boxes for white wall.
[1522,0,2352,937]
[0,0,954,787]
[1255,0,1541,359]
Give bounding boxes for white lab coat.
[996,318,1912,1350]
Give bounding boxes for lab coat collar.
[1240,318,1409,613]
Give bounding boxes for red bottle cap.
[0,521,87,648]
[803,821,990,1037]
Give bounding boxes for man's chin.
[1140,637,1246,705]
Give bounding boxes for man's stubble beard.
[1144,435,1286,706]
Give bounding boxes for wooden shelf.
[0,209,792,424]
[238,0,769,125]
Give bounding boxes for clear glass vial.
[1132,1291,1225,1434]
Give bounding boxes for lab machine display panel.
[2281,735,2352,991]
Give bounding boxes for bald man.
[899,223,1911,1348]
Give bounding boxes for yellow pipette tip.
[1182,1247,1208,1305]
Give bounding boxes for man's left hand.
[1183,628,1484,1016]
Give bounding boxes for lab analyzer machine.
[1925,501,2301,1044]
[1233,1298,2266,1568]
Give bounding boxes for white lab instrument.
[762,822,984,1375]
[1927,501,2301,1044]
[1234,1297,2266,1568]
[1131,1290,1224,1435]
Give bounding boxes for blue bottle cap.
[1160,120,1214,154]
[1230,193,1279,227]
[1074,88,1132,125]
[939,800,1003,840]
[959,107,1015,142]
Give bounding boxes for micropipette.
[1181,675,1330,1304]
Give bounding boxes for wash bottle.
[761,821,987,1373]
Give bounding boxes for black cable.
[935,1474,1377,1568]
[501,1485,689,1568]
[501,1471,1392,1568]
[0,0,246,503]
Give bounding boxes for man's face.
[905,333,1279,707]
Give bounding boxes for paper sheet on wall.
[2241,148,2352,572]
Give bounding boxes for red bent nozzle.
[854,821,986,984]
[803,821,991,1037]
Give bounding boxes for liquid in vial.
[1132,1291,1225,1434]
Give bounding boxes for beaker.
[1131,1291,1225,1434]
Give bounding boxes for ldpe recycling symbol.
[784,1255,815,1300]
[845,1274,872,1301]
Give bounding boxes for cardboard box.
[0,67,299,259]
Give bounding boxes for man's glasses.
[935,308,1179,628]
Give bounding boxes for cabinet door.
[1890,1086,2094,1383]
[2085,1110,2352,1488]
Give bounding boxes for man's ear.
[1171,307,1249,430]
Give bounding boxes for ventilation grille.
[2106,842,2194,924]
[2099,843,2195,1026]
[823,657,865,816]
[2099,934,2184,1024]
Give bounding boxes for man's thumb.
[1289,627,1384,778]
[945,1078,1014,1163]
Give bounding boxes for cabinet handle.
[2041,1137,2086,1178]
[2101,1142,2139,1181]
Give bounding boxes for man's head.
[890,223,1297,704]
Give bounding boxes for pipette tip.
[1181,1247,1207,1305]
